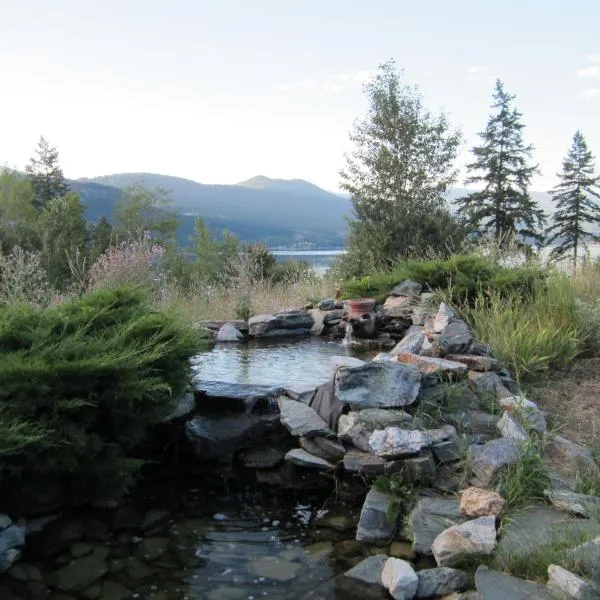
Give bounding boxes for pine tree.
[25,136,69,210]
[457,80,545,246]
[339,60,462,276]
[546,131,600,271]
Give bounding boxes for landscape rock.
[467,371,509,398]
[397,453,437,484]
[278,397,332,438]
[323,308,345,324]
[445,354,501,372]
[237,447,285,469]
[330,355,366,371]
[338,408,412,452]
[342,450,389,475]
[396,353,468,377]
[420,337,435,356]
[0,515,12,530]
[284,448,334,470]
[439,320,473,355]
[546,435,597,473]
[431,516,496,567]
[433,303,455,333]
[547,564,599,600]
[0,523,26,572]
[432,439,463,463]
[318,298,336,311]
[391,280,423,297]
[164,391,196,421]
[497,411,528,441]
[567,535,600,581]
[248,314,277,336]
[468,438,520,486]
[384,296,417,318]
[356,488,396,542]
[499,395,547,433]
[369,428,432,458]
[460,487,505,518]
[216,322,244,342]
[335,362,422,409]
[273,310,313,330]
[407,496,466,554]
[341,555,388,597]
[51,556,108,593]
[381,557,419,600]
[193,380,282,413]
[475,566,554,600]
[544,489,600,518]
[415,567,468,599]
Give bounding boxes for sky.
[0,0,599,193]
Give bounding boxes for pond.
[191,338,373,390]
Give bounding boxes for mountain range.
[71,173,555,249]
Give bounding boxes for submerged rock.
[246,555,302,581]
[335,362,422,409]
[50,555,108,593]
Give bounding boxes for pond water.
[191,338,373,390]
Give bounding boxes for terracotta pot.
[346,297,376,337]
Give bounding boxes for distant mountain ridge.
[72,172,556,248]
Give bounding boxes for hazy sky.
[1,0,598,192]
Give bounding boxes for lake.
[272,249,346,275]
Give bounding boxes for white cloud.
[582,88,600,100]
[274,78,315,92]
[576,65,600,78]
[588,54,600,63]
[464,65,494,83]
[466,65,488,75]
[275,69,376,93]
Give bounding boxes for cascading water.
[342,321,355,346]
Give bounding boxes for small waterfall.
[342,322,355,347]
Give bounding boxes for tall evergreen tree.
[457,80,544,246]
[339,60,462,276]
[546,130,600,271]
[25,136,69,210]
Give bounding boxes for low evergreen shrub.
[0,285,207,501]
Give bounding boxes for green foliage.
[464,275,582,381]
[24,136,70,211]
[0,169,39,252]
[235,295,253,321]
[268,259,310,285]
[546,130,600,271]
[343,254,546,305]
[495,439,549,509]
[374,471,418,525]
[457,80,545,246]
[340,60,462,275]
[0,286,206,499]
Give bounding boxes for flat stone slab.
[445,354,502,372]
[356,488,396,542]
[369,427,432,458]
[193,380,282,413]
[396,353,468,377]
[475,566,554,600]
[335,362,422,409]
[273,310,314,330]
[468,438,520,486]
[284,448,334,470]
[278,397,332,438]
[343,449,389,475]
[407,496,466,554]
[544,489,600,518]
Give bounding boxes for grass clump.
[0,285,207,501]
[374,471,419,527]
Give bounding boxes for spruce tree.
[339,60,462,276]
[457,80,545,246]
[546,130,600,271]
[25,136,70,210]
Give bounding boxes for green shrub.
[342,254,546,305]
[0,285,207,500]
[268,259,311,285]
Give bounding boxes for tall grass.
[463,274,583,381]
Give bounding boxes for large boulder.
[338,408,413,452]
[384,296,417,319]
[193,380,282,414]
[356,488,396,542]
[277,397,332,438]
[431,516,497,567]
[433,303,455,333]
[415,567,469,599]
[335,362,422,409]
[274,310,314,330]
[248,314,277,336]
[439,320,473,355]
[547,564,600,600]
[475,565,554,600]
[381,557,419,600]
[468,438,520,486]
[216,322,244,342]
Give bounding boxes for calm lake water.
[272,250,346,275]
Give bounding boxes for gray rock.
[216,322,244,342]
[395,353,468,377]
[0,548,20,572]
[468,438,520,486]
[51,555,108,592]
[467,370,508,398]
[407,496,466,554]
[420,337,435,356]
[396,453,437,485]
[546,436,597,473]
[0,515,12,530]
[278,397,332,438]
[544,489,600,518]
[444,354,502,372]
[185,412,282,459]
[390,328,426,355]
[335,362,422,409]
[164,391,196,421]
[237,447,285,468]
[497,411,528,441]
[439,320,473,355]
[431,516,496,567]
[384,296,417,318]
[433,303,455,333]
[284,448,334,470]
[338,408,413,452]
[341,555,388,597]
[274,310,313,330]
[499,395,547,433]
[323,308,345,323]
[475,565,555,600]
[416,567,469,598]
[369,428,432,458]
[547,564,599,600]
[432,439,463,463]
[0,523,26,570]
[567,536,600,581]
[343,450,389,475]
[300,436,345,461]
[260,328,311,338]
[356,488,396,542]
[318,298,336,311]
[248,313,277,336]
[381,557,419,600]
[330,355,366,371]
[193,380,282,413]
[391,280,423,297]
